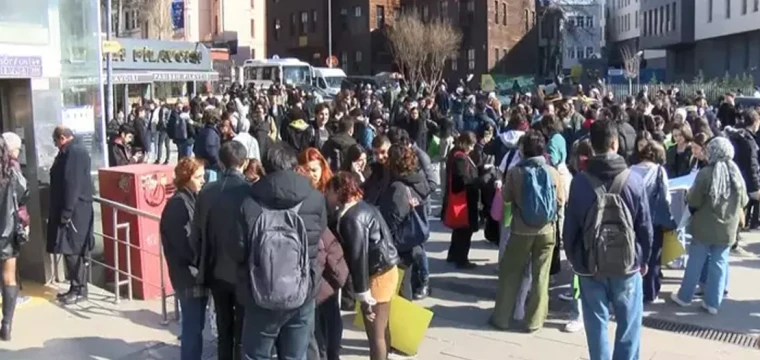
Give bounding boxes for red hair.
[297,147,333,192]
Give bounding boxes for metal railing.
[85,196,176,325]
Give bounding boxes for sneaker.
[701,302,718,315]
[669,292,690,307]
[563,318,584,333]
[558,291,574,302]
[730,246,753,257]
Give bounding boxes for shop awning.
[102,70,219,84]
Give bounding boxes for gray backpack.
[249,202,310,310]
[581,170,637,277]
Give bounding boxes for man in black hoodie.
[193,141,251,360]
[321,117,357,172]
[727,110,760,250]
[234,143,326,359]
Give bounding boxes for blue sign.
[171,0,184,30]
[0,55,42,77]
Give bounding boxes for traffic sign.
[102,40,122,54]
[326,55,339,68]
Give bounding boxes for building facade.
[560,0,606,71]
[691,0,760,82]
[1,0,104,282]
[606,0,667,70]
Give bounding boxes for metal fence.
[54,196,177,325]
[605,83,755,103]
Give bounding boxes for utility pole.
[106,0,115,125]
[328,0,333,67]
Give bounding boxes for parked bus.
[240,58,313,88]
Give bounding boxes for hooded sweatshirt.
[497,130,525,174]
[563,153,653,276]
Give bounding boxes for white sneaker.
[670,292,690,307]
[563,318,584,333]
[558,291,574,302]
[701,302,718,315]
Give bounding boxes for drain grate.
[642,317,759,349]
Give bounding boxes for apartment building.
[107,0,267,65]
[560,0,606,71]
[692,0,760,82]
[266,0,537,77]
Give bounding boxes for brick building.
[266,0,537,78]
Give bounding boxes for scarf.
[706,137,744,206]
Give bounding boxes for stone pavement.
[3,222,760,359]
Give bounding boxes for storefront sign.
[0,55,42,77]
[151,71,217,82]
[106,38,213,72]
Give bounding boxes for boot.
[412,282,430,301]
[1,286,19,341]
[56,286,74,300]
[60,285,87,305]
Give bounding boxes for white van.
[313,67,346,96]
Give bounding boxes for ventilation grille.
[642,317,759,349]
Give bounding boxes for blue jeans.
[243,300,316,360]
[677,242,730,308]
[579,273,643,360]
[178,295,208,360]
[176,141,193,159]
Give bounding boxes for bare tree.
[387,11,461,92]
[621,44,641,94]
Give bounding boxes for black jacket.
[616,121,637,164]
[46,138,95,256]
[363,162,390,205]
[718,103,740,128]
[665,144,694,179]
[413,144,438,193]
[234,170,327,305]
[160,189,199,292]
[378,170,431,251]
[338,201,400,295]
[728,127,760,193]
[322,132,357,172]
[132,116,149,152]
[194,125,222,170]
[108,138,131,167]
[441,148,481,231]
[193,170,250,286]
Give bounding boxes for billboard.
[171,0,184,30]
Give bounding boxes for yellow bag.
[661,230,685,265]
[353,268,434,355]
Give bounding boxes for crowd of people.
[86,80,759,360]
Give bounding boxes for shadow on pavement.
[0,337,168,360]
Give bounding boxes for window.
[494,48,499,67]
[440,1,449,19]
[299,11,307,35]
[355,6,362,17]
[341,52,348,72]
[311,10,317,32]
[355,51,362,62]
[466,0,475,12]
[251,0,255,8]
[743,0,748,14]
[726,0,731,18]
[467,48,475,70]
[708,0,713,22]
[340,8,348,30]
[423,5,430,21]
[524,9,530,31]
[250,19,255,37]
[250,48,256,59]
[376,5,385,27]
[586,46,594,58]
[745,36,751,68]
[755,0,759,12]
[451,52,458,71]
[665,5,670,32]
[576,47,585,59]
[671,3,676,30]
[586,16,593,28]
[635,10,638,28]
[274,18,281,40]
[502,2,507,25]
[494,1,499,23]
[642,11,647,35]
[290,13,296,35]
[567,46,575,59]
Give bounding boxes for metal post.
[160,241,169,325]
[125,223,133,301]
[327,0,333,67]
[106,0,115,128]
[112,207,120,304]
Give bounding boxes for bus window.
[282,65,311,86]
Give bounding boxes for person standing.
[563,120,652,360]
[154,99,172,165]
[0,133,28,341]
[46,126,95,305]
[443,132,481,269]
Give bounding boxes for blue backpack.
[396,185,430,252]
[520,162,557,227]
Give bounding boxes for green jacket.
[687,164,749,246]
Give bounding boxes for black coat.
[728,128,760,193]
[321,132,357,173]
[234,170,327,306]
[46,138,95,256]
[193,170,250,286]
[666,144,694,179]
[377,170,431,251]
[617,121,637,164]
[160,188,199,292]
[441,148,481,231]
